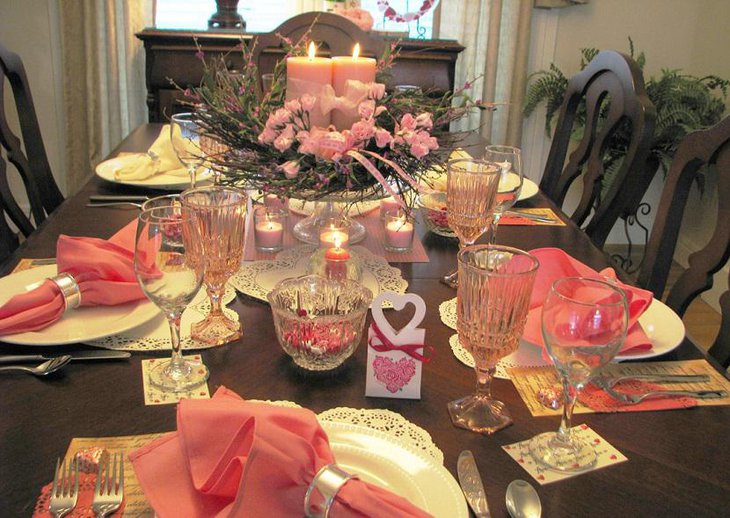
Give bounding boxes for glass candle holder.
[382,210,415,252]
[318,217,350,249]
[263,193,289,215]
[379,197,401,220]
[254,206,286,252]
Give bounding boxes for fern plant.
[524,39,728,192]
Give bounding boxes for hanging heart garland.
[376,0,439,23]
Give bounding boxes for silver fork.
[49,457,79,518]
[595,378,727,404]
[595,373,711,388]
[92,452,125,518]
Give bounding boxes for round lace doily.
[317,407,443,463]
[438,297,457,330]
[87,286,238,351]
[230,245,408,307]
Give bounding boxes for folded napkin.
[0,222,144,336]
[130,387,431,518]
[113,124,194,181]
[523,248,654,355]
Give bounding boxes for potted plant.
[524,39,728,194]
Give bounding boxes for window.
[155,1,435,38]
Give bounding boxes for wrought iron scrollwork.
[610,202,652,274]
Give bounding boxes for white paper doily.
[230,245,408,307]
[87,286,238,351]
[317,407,443,464]
[440,298,550,378]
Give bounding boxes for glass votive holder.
[307,247,363,283]
[254,206,286,252]
[263,193,289,215]
[318,217,350,249]
[379,197,401,220]
[382,210,415,253]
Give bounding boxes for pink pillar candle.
[286,43,333,129]
[331,44,376,130]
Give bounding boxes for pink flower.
[268,107,291,127]
[375,128,393,148]
[400,113,417,131]
[415,113,433,130]
[350,118,376,142]
[409,130,439,158]
[258,127,277,144]
[279,161,300,179]
[300,94,316,112]
[284,99,301,113]
[358,100,376,120]
[374,106,387,117]
[336,7,375,31]
[274,134,293,152]
[369,82,386,100]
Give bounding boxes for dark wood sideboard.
[136,28,465,122]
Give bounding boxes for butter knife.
[0,350,131,364]
[457,450,491,518]
[89,195,150,203]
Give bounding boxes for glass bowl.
[417,192,456,238]
[267,275,373,371]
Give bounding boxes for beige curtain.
[59,0,153,193]
[439,0,532,146]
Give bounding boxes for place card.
[510,359,730,417]
[502,425,627,484]
[141,355,210,405]
[366,292,429,399]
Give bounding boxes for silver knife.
[89,195,149,203]
[0,350,131,364]
[504,210,557,223]
[458,450,491,518]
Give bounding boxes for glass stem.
[167,313,184,368]
[189,165,197,188]
[557,378,578,443]
[207,285,224,317]
[474,365,495,399]
[487,215,501,245]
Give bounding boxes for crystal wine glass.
[484,145,523,244]
[529,277,628,471]
[170,112,204,188]
[442,158,501,288]
[134,203,208,392]
[180,186,248,345]
[448,244,539,434]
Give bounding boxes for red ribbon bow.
[368,321,434,363]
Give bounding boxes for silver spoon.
[506,479,542,518]
[0,355,72,376]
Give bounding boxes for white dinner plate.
[95,156,213,190]
[322,421,468,518]
[615,298,686,361]
[518,177,539,200]
[287,198,381,217]
[0,265,158,346]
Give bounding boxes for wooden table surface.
[1,124,728,517]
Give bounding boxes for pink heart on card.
[373,356,417,393]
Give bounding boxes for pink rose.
[300,94,316,112]
[415,113,433,130]
[350,118,376,142]
[400,113,417,131]
[274,134,293,152]
[258,127,277,144]
[280,160,300,179]
[284,99,301,113]
[337,7,375,31]
[375,128,393,148]
[410,142,430,158]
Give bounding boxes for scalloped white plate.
[322,421,468,518]
[96,155,213,190]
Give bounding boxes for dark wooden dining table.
[1,124,729,517]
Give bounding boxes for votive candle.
[383,210,415,252]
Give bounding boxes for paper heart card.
[366,292,430,399]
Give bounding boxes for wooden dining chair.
[636,114,730,367]
[540,50,656,248]
[251,12,386,79]
[0,41,64,241]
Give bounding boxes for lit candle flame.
[334,235,342,249]
[308,41,316,61]
[352,43,360,60]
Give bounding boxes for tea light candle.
[383,211,415,252]
[254,208,285,252]
[286,42,332,128]
[319,225,350,249]
[324,243,350,281]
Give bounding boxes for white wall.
[522,0,730,310]
[0,0,66,208]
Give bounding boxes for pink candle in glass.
[254,213,284,251]
[286,42,332,128]
[384,213,414,251]
[331,43,376,130]
[379,197,401,219]
[264,194,288,211]
[319,228,350,249]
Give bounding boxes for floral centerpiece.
[185,25,485,209]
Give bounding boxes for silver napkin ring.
[304,464,359,518]
[49,273,81,311]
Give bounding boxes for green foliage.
[523,38,728,191]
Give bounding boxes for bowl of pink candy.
[417,192,457,239]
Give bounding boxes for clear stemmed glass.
[180,186,248,345]
[448,245,539,434]
[442,158,501,288]
[484,145,523,244]
[134,204,208,392]
[529,277,629,471]
[170,112,204,188]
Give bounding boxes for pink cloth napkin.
[0,222,144,336]
[129,387,432,518]
[523,248,654,355]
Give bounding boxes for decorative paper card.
[12,258,55,273]
[510,359,730,417]
[366,292,429,399]
[502,425,627,484]
[498,208,566,226]
[141,355,210,405]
